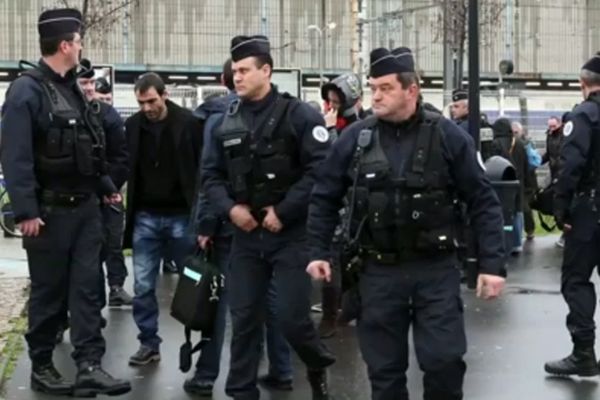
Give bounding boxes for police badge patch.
[563,121,574,137]
[312,126,330,143]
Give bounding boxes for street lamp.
[307,22,337,87]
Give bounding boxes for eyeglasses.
[69,37,84,47]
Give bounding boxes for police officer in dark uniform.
[0,9,131,397]
[545,53,600,377]
[202,35,336,400]
[306,48,506,400]
[450,88,469,132]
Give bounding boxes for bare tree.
[56,0,139,44]
[432,0,506,87]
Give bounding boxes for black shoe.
[545,346,600,377]
[162,260,178,274]
[318,317,338,339]
[183,375,214,396]
[129,345,161,366]
[108,286,133,307]
[73,362,131,398]
[31,363,73,395]
[307,369,333,400]
[258,374,293,391]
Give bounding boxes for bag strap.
[260,95,291,141]
[538,211,556,232]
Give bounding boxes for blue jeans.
[194,238,292,382]
[132,211,195,350]
[513,212,524,250]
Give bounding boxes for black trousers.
[561,199,600,347]
[225,227,333,400]
[357,262,466,400]
[24,197,106,366]
[100,203,128,288]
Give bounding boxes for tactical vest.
[22,68,107,183]
[348,112,460,260]
[216,93,302,211]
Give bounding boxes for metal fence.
[0,0,598,76]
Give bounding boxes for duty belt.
[40,190,92,207]
[364,249,454,266]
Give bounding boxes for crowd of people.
[1,6,600,400]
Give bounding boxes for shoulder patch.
[563,121,574,137]
[312,126,329,143]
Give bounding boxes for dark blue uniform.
[0,61,127,367]
[98,104,129,301]
[454,117,469,133]
[553,91,600,348]
[307,108,505,400]
[202,87,335,399]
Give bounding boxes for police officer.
[450,88,469,132]
[202,35,336,399]
[0,9,131,397]
[545,53,600,377]
[78,59,132,308]
[306,48,506,400]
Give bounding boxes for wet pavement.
[2,235,600,400]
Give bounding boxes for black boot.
[31,363,72,395]
[307,369,334,400]
[544,345,600,377]
[73,362,131,397]
[183,374,214,397]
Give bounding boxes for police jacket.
[201,86,331,232]
[454,116,469,133]
[190,92,238,239]
[123,100,203,248]
[0,60,128,223]
[307,105,506,276]
[542,127,564,181]
[554,91,600,236]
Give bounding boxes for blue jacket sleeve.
[0,77,42,222]
[440,118,506,276]
[102,104,129,190]
[306,124,359,262]
[200,114,236,219]
[274,102,332,226]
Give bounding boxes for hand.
[229,204,259,232]
[476,274,505,300]
[324,109,338,128]
[197,235,212,250]
[18,218,45,237]
[262,206,283,233]
[103,193,122,205]
[306,260,332,282]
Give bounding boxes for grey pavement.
[2,234,600,400]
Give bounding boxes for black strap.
[260,96,291,141]
[538,211,557,232]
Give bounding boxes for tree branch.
[85,0,136,31]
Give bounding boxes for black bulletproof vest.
[349,112,460,255]
[22,68,106,185]
[580,93,600,193]
[216,93,302,211]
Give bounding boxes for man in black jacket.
[123,72,203,366]
[542,116,565,182]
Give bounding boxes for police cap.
[78,58,94,79]
[230,35,270,62]
[582,52,600,74]
[38,8,83,39]
[391,46,415,72]
[369,48,412,78]
[452,88,468,102]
